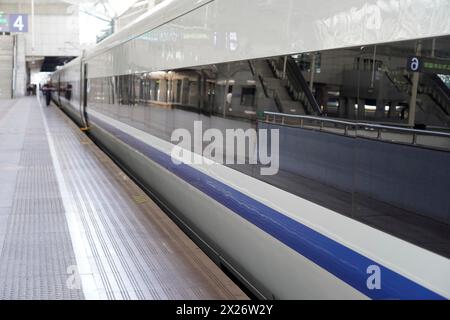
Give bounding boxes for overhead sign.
[10,14,28,33]
[408,56,450,75]
[0,13,28,33]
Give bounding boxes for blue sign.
[9,14,28,33]
[407,56,450,75]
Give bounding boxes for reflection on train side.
[82,36,450,259]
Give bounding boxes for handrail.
[430,74,450,101]
[248,60,256,77]
[258,75,270,99]
[265,112,356,127]
[427,125,450,132]
[285,57,322,115]
[263,111,450,143]
[384,69,409,93]
[273,91,284,113]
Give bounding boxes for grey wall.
[261,122,450,225]
[355,139,450,224]
[271,123,355,193]
[0,36,13,99]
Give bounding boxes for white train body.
[52,0,450,299]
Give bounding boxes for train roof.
[54,0,450,76]
[84,0,210,61]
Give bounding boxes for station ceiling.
[41,56,76,72]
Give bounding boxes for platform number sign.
[407,56,450,75]
[409,57,421,72]
[9,14,28,33]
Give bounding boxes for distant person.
[42,82,55,107]
[26,84,32,96]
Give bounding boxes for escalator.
[385,68,450,127]
[283,56,322,115]
[252,56,321,116]
[420,74,450,118]
[248,60,283,113]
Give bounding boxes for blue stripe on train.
[88,114,445,300]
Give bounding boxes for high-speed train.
[51,0,450,299]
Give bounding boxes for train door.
[57,74,61,106]
[80,62,89,130]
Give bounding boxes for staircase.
[252,59,307,115]
[385,68,450,126]
[420,74,450,117]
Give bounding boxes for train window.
[154,80,160,101]
[85,35,450,258]
[188,79,199,107]
[176,80,182,103]
[65,84,72,101]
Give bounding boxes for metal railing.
[263,111,450,150]
[258,75,270,98]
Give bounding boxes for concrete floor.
[0,97,247,300]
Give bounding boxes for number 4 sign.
[9,14,28,33]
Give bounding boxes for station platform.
[0,97,247,300]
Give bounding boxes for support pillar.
[347,98,356,119]
[339,97,346,118]
[309,53,316,92]
[375,99,385,119]
[357,99,365,120]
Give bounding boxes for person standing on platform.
[42,81,55,107]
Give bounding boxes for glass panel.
[86,35,450,258]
